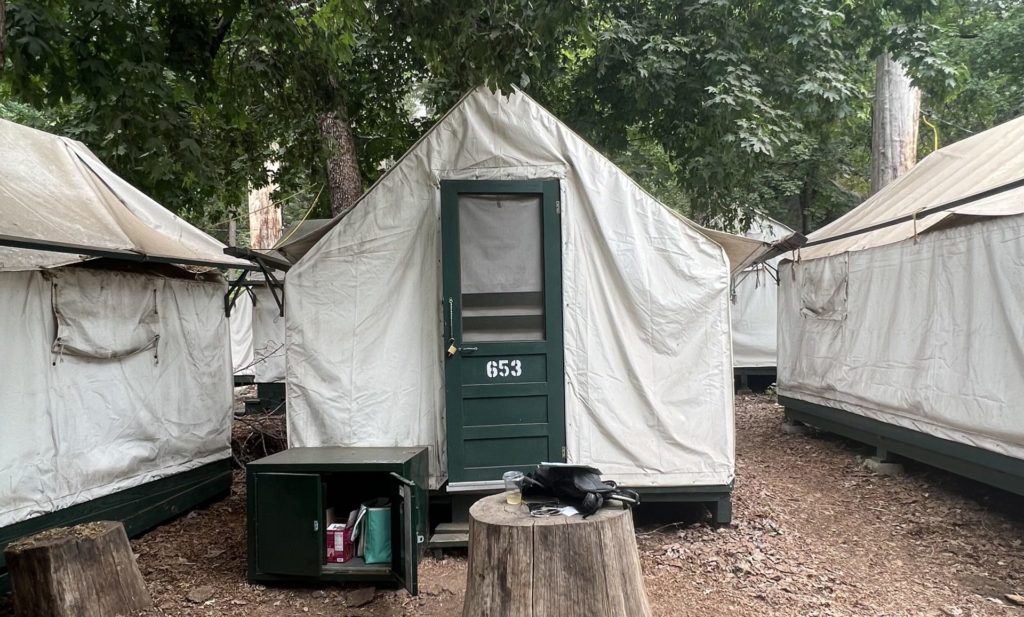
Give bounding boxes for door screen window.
[458,194,545,341]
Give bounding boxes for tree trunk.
[318,109,363,217]
[248,158,282,250]
[462,493,652,617]
[1,0,7,70]
[870,52,921,195]
[4,521,152,617]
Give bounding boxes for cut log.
[462,493,652,617]
[4,520,152,617]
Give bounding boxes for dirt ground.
[4,393,1024,616]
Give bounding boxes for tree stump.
[4,521,153,617]
[462,493,652,617]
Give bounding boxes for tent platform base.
[635,485,733,525]
[780,396,1024,497]
[427,483,733,550]
[243,382,286,414]
[734,367,776,393]
[0,458,232,593]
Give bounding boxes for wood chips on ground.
[2,394,1023,616]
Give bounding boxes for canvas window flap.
[50,269,161,359]
[794,255,848,321]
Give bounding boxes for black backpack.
[521,464,640,516]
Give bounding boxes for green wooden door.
[254,472,323,576]
[441,179,565,484]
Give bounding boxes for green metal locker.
[246,446,428,595]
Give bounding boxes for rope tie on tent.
[53,338,65,366]
[51,282,64,366]
[912,208,922,245]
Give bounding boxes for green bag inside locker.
[358,498,391,564]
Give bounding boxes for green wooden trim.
[734,367,777,376]
[542,180,566,463]
[630,484,733,525]
[1,458,232,593]
[464,341,549,355]
[441,179,553,194]
[462,423,551,440]
[780,395,1024,496]
[441,179,566,483]
[462,382,548,398]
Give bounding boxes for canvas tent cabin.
[281,87,786,534]
[729,214,794,391]
[0,119,249,591]
[778,114,1024,495]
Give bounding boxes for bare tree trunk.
[318,109,363,217]
[248,158,282,249]
[870,52,921,195]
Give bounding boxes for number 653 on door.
[485,359,522,378]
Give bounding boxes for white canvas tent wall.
[230,293,255,376]
[228,280,286,382]
[285,88,773,492]
[778,114,1024,486]
[731,215,793,370]
[228,219,329,382]
[0,119,245,532]
[249,283,286,383]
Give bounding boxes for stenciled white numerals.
[485,359,523,378]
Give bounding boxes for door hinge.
[313,520,319,532]
[555,200,562,215]
[561,446,567,461]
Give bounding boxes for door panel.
[255,473,322,576]
[394,480,420,595]
[441,180,565,484]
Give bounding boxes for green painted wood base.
[633,485,733,525]
[244,382,286,414]
[432,483,733,544]
[781,395,1024,496]
[734,368,776,393]
[0,458,232,593]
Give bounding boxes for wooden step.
[428,532,469,549]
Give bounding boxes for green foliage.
[3,0,1020,239]
[531,0,957,232]
[920,1,1024,152]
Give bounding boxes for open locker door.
[391,473,420,595]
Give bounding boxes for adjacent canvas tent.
[229,276,286,384]
[778,114,1024,494]
[0,119,247,589]
[729,215,793,387]
[227,219,327,402]
[283,88,781,522]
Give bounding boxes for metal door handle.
[461,347,478,353]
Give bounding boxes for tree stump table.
[462,493,652,617]
[4,521,152,617]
